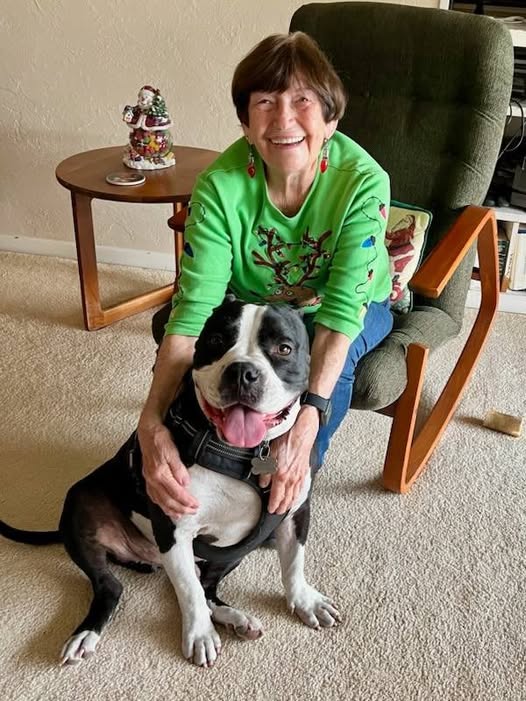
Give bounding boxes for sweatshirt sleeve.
[164,175,232,336]
[313,169,391,341]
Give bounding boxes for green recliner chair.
[289,2,513,491]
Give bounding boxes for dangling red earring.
[247,142,256,178]
[320,139,329,173]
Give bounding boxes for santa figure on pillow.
[386,214,416,305]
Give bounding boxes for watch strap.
[300,391,331,414]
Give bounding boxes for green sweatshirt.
[166,130,391,341]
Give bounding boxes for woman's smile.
[268,136,306,146]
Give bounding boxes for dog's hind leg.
[199,559,264,641]
[60,538,123,665]
[58,485,159,665]
[276,499,341,629]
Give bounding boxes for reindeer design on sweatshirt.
[251,226,333,307]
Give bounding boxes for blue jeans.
[311,299,393,469]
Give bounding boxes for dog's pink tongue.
[222,405,267,447]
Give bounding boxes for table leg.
[71,191,173,331]
[71,192,103,330]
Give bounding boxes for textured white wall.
[1,0,439,257]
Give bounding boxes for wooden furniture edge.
[382,209,499,492]
[410,205,493,298]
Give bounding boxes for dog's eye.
[209,333,223,346]
[277,343,292,356]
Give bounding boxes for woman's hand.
[259,406,319,514]
[138,423,199,520]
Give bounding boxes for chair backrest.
[290,2,513,213]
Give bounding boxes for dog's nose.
[224,362,260,387]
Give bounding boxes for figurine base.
[123,152,176,170]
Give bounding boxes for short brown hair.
[231,32,347,126]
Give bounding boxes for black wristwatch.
[300,391,332,426]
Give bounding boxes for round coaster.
[106,172,146,186]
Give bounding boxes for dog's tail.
[0,519,62,545]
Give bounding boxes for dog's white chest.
[131,467,261,549]
[186,466,261,547]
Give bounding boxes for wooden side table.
[56,145,218,330]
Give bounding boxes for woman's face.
[243,80,337,181]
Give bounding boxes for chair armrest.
[409,205,495,298]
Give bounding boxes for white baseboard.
[0,235,175,272]
[466,287,526,314]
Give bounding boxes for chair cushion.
[352,306,462,410]
[387,202,432,313]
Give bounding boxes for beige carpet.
[1,250,525,701]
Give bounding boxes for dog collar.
[165,382,288,563]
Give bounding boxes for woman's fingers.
[141,426,199,517]
[145,470,199,518]
[264,431,311,514]
[159,467,198,508]
[268,478,286,514]
[146,481,198,519]
[268,470,303,514]
[258,474,272,489]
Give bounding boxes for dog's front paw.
[60,630,101,665]
[182,617,222,667]
[289,586,341,629]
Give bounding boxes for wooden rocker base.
[381,206,499,493]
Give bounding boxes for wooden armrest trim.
[409,205,494,298]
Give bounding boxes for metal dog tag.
[250,442,278,475]
[250,456,278,475]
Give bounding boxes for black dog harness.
[165,383,288,563]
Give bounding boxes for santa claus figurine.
[122,85,175,170]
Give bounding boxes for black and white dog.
[0,298,340,668]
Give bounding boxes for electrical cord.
[498,97,525,160]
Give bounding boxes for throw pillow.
[386,201,432,313]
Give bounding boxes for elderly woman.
[138,32,393,520]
